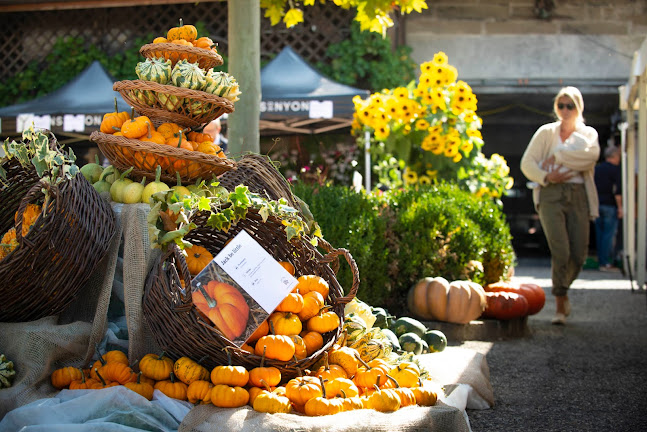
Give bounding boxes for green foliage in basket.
[148,181,321,251]
[1,126,79,197]
[292,181,515,314]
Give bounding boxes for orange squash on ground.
[407,277,487,324]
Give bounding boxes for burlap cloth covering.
[0,201,161,418]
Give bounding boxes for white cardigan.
[520,121,600,219]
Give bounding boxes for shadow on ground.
[464,263,647,431]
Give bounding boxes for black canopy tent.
[0,61,129,145]
[259,46,369,135]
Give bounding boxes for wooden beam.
[0,0,221,13]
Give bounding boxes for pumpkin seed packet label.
[190,229,298,347]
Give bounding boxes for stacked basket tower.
[91,19,239,185]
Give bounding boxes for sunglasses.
[557,103,575,111]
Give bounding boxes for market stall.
[618,36,647,291]
[0,61,129,145]
[0,21,507,432]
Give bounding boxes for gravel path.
[464,263,647,431]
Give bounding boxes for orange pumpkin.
[295,275,329,299]
[185,244,214,275]
[167,18,198,42]
[192,281,249,341]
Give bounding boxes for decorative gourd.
[412,379,438,406]
[482,291,529,320]
[269,311,302,336]
[284,374,322,406]
[89,368,119,389]
[252,380,292,413]
[423,330,447,353]
[364,385,401,412]
[254,333,296,362]
[248,348,281,388]
[185,244,213,275]
[0,354,16,388]
[327,346,359,377]
[125,372,155,401]
[187,131,213,143]
[210,351,249,387]
[384,375,417,407]
[97,361,136,385]
[135,57,172,84]
[157,122,181,141]
[297,291,325,322]
[314,352,347,382]
[304,376,344,416]
[191,280,249,341]
[325,377,359,398]
[155,372,188,400]
[139,352,174,381]
[167,18,198,42]
[171,59,206,91]
[388,361,420,389]
[407,277,487,324]
[69,371,96,390]
[211,384,249,408]
[295,275,330,299]
[192,36,214,50]
[51,366,83,389]
[306,307,340,334]
[276,292,304,314]
[398,332,425,355]
[187,379,214,405]
[174,356,210,385]
[203,70,241,102]
[121,116,152,139]
[300,330,324,356]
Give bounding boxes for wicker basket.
[114,80,234,127]
[142,209,359,381]
[0,158,116,322]
[140,43,224,70]
[90,131,236,184]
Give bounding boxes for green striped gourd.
[204,70,241,102]
[171,59,206,91]
[135,57,172,84]
[0,354,15,388]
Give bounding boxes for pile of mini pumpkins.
[51,343,438,415]
[151,19,220,59]
[0,204,42,261]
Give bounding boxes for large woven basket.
[140,43,224,70]
[90,131,236,184]
[142,209,359,381]
[114,80,234,128]
[0,158,116,322]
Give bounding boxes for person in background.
[521,86,600,325]
[203,117,228,152]
[594,145,622,272]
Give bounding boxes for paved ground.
[463,259,647,432]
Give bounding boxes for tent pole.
[638,72,647,290]
[364,130,371,191]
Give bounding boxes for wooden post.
[637,71,647,288]
[227,0,261,156]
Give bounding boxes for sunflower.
[403,168,418,185]
[415,118,430,131]
[432,51,449,65]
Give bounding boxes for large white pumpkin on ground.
[407,277,487,324]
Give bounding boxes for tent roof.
[0,60,129,116]
[259,46,369,134]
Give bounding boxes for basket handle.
[317,243,360,306]
[316,237,340,274]
[15,179,59,247]
[164,243,194,306]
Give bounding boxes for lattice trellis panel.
[0,2,352,80]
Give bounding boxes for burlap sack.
[179,402,471,432]
[0,201,161,418]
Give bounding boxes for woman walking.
[521,86,600,325]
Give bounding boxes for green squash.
[379,328,402,353]
[203,70,241,101]
[343,313,367,343]
[0,354,16,388]
[398,332,424,355]
[171,59,206,91]
[390,316,427,339]
[371,306,395,329]
[135,57,172,84]
[423,330,447,353]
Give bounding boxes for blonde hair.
[553,86,585,123]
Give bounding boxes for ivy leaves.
[148,181,319,251]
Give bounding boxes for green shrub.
[293,182,515,315]
[292,182,391,307]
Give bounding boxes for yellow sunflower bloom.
[452,152,463,163]
[420,61,434,73]
[393,87,409,99]
[444,144,459,158]
[415,118,430,130]
[403,168,418,185]
[426,169,438,179]
[460,140,474,154]
[374,123,390,140]
[418,175,432,186]
[432,51,449,65]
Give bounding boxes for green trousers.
[537,183,590,297]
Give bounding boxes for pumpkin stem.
[318,375,327,399]
[176,130,184,149]
[113,97,118,114]
[77,368,87,384]
[94,368,108,386]
[354,352,370,369]
[130,107,135,119]
[259,378,271,392]
[198,284,217,308]
[260,347,266,368]
[385,373,401,388]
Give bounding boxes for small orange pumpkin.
[185,244,213,275]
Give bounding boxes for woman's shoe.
[564,298,571,317]
[551,313,567,325]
